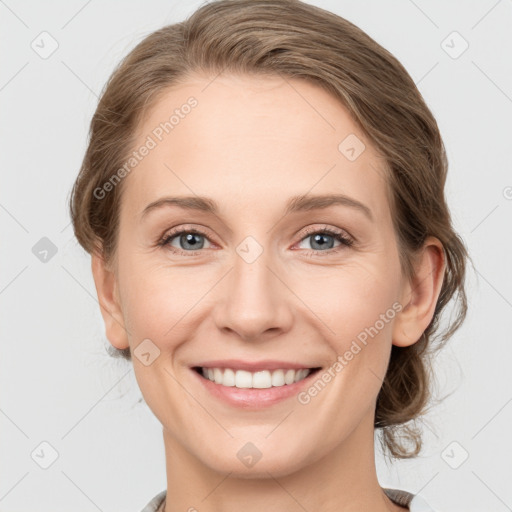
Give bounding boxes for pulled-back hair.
[70,0,469,460]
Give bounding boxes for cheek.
[332,281,397,339]
[117,255,214,341]
[295,260,400,335]
[292,262,401,387]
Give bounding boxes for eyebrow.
[141,193,374,221]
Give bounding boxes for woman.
[69,1,468,510]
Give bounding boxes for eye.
[157,225,354,257]
[295,226,354,255]
[158,227,213,255]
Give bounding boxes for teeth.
[200,367,313,388]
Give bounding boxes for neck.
[160,410,406,512]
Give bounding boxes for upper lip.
[192,359,321,372]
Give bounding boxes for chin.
[201,447,311,479]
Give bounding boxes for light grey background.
[1,1,511,511]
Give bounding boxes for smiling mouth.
[192,366,322,389]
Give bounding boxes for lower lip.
[190,368,320,409]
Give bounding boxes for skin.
[91,72,445,512]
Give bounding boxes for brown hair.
[69,0,469,460]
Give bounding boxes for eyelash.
[157,225,354,257]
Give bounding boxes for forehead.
[123,72,390,220]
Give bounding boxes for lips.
[190,360,323,408]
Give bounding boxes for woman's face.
[95,72,427,476]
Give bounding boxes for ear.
[91,251,130,351]
[392,236,446,347]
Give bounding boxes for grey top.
[140,487,438,511]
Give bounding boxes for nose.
[211,246,294,342]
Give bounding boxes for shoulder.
[144,488,438,512]
[140,490,166,512]
[383,487,439,511]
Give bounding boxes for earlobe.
[392,237,446,348]
[90,252,130,350]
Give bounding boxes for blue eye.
[159,229,212,253]
[158,226,353,256]
[296,228,353,252]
